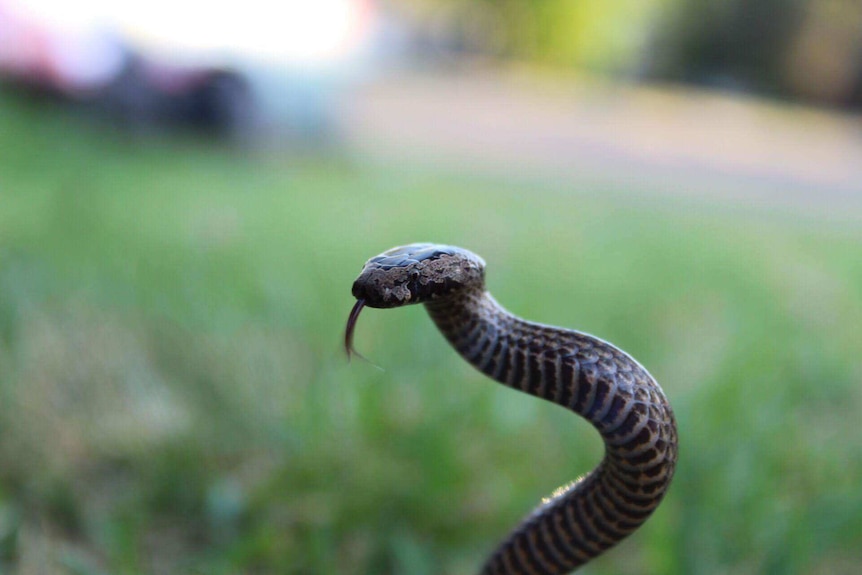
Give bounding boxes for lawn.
[1,92,861,575]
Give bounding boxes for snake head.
[351,243,486,308]
[345,243,485,359]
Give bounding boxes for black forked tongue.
[344,300,383,369]
[345,299,365,360]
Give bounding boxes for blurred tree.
[392,0,667,70]
[395,0,862,109]
[645,0,808,93]
[784,0,862,108]
[645,0,862,108]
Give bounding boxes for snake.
[345,243,678,575]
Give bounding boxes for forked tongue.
[344,299,383,370]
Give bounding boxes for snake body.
[347,243,678,575]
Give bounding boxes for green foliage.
[1,95,861,574]
[407,0,669,71]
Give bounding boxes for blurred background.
[1,1,861,574]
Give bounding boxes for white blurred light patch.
[9,0,373,67]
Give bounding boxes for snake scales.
[346,243,678,574]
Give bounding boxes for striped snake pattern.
[347,244,678,574]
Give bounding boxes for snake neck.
[425,288,678,575]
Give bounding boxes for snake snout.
[351,277,392,308]
[351,279,368,301]
[352,267,417,308]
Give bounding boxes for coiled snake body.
[346,244,678,574]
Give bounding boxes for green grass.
[1,92,861,575]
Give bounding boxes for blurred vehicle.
[95,56,255,137]
[0,1,254,136]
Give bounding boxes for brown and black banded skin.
[348,243,678,575]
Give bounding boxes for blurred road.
[340,70,862,214]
